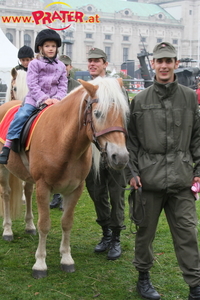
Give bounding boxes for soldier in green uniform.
[59,55,80,93]
[86,47,129,260]
[127,42,200,300]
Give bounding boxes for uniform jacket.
[127,77,200,193]
[25,57,67,107]
[67,75,80,93]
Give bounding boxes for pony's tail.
[0,173,23,220]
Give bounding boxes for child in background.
[16,45,34,71]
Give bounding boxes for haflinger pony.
[5,68,30,206]
[0,77,129,279]
[5,68,29,102]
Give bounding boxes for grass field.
[0,188,200,300]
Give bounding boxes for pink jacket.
[25,56,67,107]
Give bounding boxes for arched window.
[6,32,13,44]
[24,34,31,47]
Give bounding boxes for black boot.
[107,229,121,260]
[94,226,112,252]
[137,272,160,300]
[0,146,10,164]
[50,194,62,209]
[188,285,200,300]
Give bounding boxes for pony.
[5,68,30,206]
[0,77,129,279]
[5,68,28,102]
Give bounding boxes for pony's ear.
[117,78,123,87]
[78,79,98,98]
[11,68,17,79]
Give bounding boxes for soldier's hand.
[130,176,142,189]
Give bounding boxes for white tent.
[0,29,18,86]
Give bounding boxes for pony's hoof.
[3,235,13,241]
[61,264,75,273]
[25,229,37,235]
[32,269,47,279]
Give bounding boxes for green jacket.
[127,77,200,193]
[67,76,80,93]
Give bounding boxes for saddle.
[11,104,48,153]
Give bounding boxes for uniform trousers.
[86,164,126,231]
[133,188,200,287]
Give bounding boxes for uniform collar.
[153,75,178,98]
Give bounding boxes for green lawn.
[0,188,199,299]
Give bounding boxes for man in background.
[86,47,129,260]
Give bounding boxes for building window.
[66,43,72,58]
[86,45,91,58]
[6,32,13,44]
[86,33,92,39]
[189,10,192,15]
[65,31,73,38]
[24,34,31,47]
[172,39,178,45]
[157,38,162,43]
[140,37,146,43]
[124,10,129,15]
[123,47,129,62]
[105,46,111,62]
[87,6,92,12]
[123,36,129,41]
[105,34,111,40]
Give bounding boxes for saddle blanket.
[0,104,50,151]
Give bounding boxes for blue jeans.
[7,104,36,140]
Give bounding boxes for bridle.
[83,97,127,153]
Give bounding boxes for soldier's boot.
[94,226,112,253]
[188,285,200,300]
[50,194,62,209]
[137,271,160,300]
[107,229,121,260]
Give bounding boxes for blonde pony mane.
[79,77,130,176]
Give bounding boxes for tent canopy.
[0,29,18,86]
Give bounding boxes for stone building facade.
[0,0,195,73]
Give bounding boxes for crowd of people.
[1,29,200,300]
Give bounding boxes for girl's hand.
[44,98,60,105]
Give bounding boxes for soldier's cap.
[153,42,177,59]
[88,48,107,60]
[59,55,71,65]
